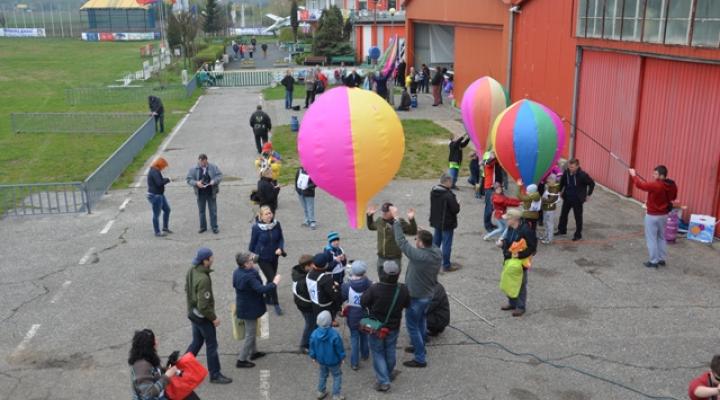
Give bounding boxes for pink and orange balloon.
[461,76,509,152]
[491,99,565,188]
[298,87,405,228]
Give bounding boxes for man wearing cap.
[367,202,418,280]
[390,206,441,368]
[292,254,315,354]
[186,154,223,234]
[498,208,537,317]
[361,260,411,392]
[429,173,461,272]
[306,253,342,321]
[250,105,272,154]
[184,247,232,384]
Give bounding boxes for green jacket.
[542,183,561,211]
[185,264,217,322]
[367,214,417,259]
[519,191,542,221]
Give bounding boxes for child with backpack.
[341,261,372,371]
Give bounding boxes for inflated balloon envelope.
[461,76,509,152]
[298,87,405,228]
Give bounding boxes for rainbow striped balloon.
[298,87,405,228]
[491,99,565,187]
[461,76,509,152]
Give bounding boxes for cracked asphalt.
[0,87,718,400]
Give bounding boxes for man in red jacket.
[628,165,678,269]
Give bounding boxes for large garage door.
[575,50,641,195]
[632,58,720,230]
[413,23,454,67]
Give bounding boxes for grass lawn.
[262,83,307,100]
[0,38,199,184]
[271,119,466,186]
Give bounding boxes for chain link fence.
[11,112,150,134]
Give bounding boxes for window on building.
[388,0,397,9]
[578,0,720,47]
[359,0,367,10]
[692,0,720,47]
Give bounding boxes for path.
[0,87,718,400]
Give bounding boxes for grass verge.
[262,83,307,100]
[270,119,467,186]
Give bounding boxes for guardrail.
[11,112,149,134]
[204,70,274,87]
[84,118,156,211]
[0,182,87,216]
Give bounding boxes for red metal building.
[353,0,407,62]
[405,0,720,232]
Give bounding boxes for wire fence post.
[68,3,73,38]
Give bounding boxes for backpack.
[665,179,678,213]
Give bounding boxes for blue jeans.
[368,329,399,385]
[147,193,170,234]
[483,188,495,231]
[300,310,315,349]
[508,268,528,310]
[349,328,369,367]
[433,228,454,269]
[298,194,316,224]
[318,363,342,396]
[197,193,218,231]
[485,219,507,240]
[405,297,431,364]
[186,318,221,378]
[448,167,459,186]
[285,89,293,109]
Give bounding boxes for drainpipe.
[569,46,583,160]
[506,5,521,97]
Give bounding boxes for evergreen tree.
[313,5,352,57]
[290,0,299,43]
[203,0,221,35]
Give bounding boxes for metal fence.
[206,71,273,87]
[11,112,150,134]
[65,85,188,106]
[0,182,87,216]
[84,117,155,211]
[0,1,86,39]
[185,73,198,97]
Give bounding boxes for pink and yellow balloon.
[460,76,509,152]
[298,87,405,228]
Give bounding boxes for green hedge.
[193,44,225,68]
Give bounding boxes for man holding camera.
[361,261,410,392]
[186,154,223,234]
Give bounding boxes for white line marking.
[79,247,96,265]
[259,314,269,339]
[131,95,203,188]
[50,281,72,304]
[119,198,131,211]
[100,220,115,235]
[11,324,40,358]
[259,369,270,400]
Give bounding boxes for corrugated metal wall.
[632,58,720,228]
[576,51,641,195]
[454,26,504,109]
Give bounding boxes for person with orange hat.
[147,157,172,237]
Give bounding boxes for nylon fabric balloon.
[298,87,405,228]
[490,99,565,188]
[460,76,509,152]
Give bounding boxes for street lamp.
[388,7,396,105]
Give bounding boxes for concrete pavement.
[0,87,718,400]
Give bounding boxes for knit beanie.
[312,253,328,269]
[316,310,332,328]
[327,231,340,243]
[350,260,367,276]
[526,184,538,194]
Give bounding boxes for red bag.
[165,353,207,400]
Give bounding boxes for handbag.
[359,285,400,337]
[250,189,260,203]
[164,353,207,400]
[231,304,261,340]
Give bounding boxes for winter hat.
[526,184,538,194]
[327,231,340,243]
[351,260,367,277]
[312,253,328,269]
[546,173,558,183]
[383,260,400,276]
[316,310,332,328]
[192,247,213,266]
[261,142,273,153]
[298,254,314,267]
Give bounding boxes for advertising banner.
[0,28,46,38]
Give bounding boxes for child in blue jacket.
[341,261,372,370]
[309,311,346,400]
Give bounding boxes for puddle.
[9,351,94,370]
[545,304,590,320]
